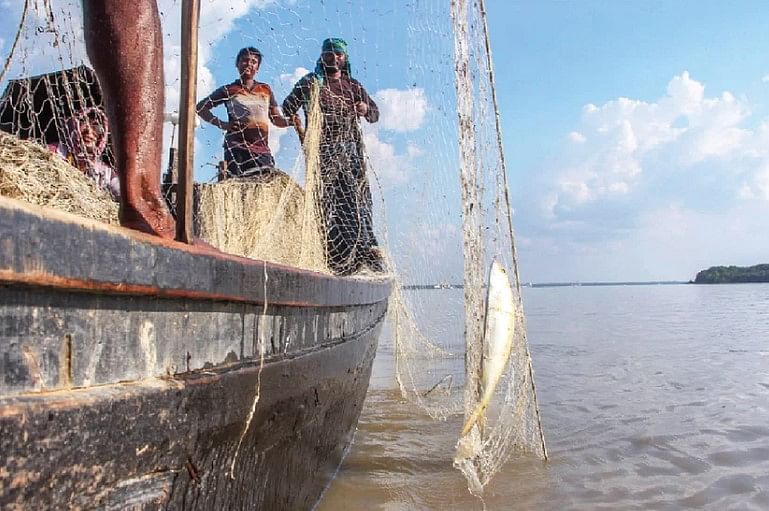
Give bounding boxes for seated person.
[196,47,292,179]
[49,107,120,201]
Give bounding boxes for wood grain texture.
[0,196,391,307]
[0,196,392,509]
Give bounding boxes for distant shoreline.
[693,264,769,284]
[525,280,688,288]
[402,281,689,290]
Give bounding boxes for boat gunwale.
[0,196,392,308]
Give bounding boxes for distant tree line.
[694,264,769,284]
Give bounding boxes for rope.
[0,0,31,85]
[477,0,548,460]
[230,260,269,478]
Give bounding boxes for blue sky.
[1,1,768,282]
[487,0,769,282]
[491,1,769,168]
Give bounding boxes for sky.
[1,1,768,283]
[487,1,769,282]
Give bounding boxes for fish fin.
[460,402,488,437]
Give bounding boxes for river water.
[318,283,769,510]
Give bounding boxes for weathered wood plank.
[0,196,390,307]
[0,324,380,510]
[1,285,386,395]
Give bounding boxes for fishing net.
[0,131,118,223]
[0,0,546,497]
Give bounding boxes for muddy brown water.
[318,284,769,510]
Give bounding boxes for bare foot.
[119,202,176,239]
[191,237,221,255]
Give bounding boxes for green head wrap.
[321,38,348,54]
[315,37,351,79]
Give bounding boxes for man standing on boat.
[196,47,293,179]
[81,0,176,238]
[282,38,384,275]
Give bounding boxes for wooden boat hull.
[0,197,391,510]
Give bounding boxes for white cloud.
[741,161,769,200]
[373,88,428,133]
[515,71,769,281]
[544,71,767,218]
[267,123,290,157]
[359,88,429,191]
[339,86,433,189]
[406,142,424,159]
[361,125,410,188]
[279,67,311,87]
[763,74,769,83]
[158,0,277,112]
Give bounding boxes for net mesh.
[0,0,546,497]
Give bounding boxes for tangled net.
[197,174,327,272]
[0,131,118,224]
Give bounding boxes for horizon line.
[402,280,691,289]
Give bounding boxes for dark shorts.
[224,147,275,179]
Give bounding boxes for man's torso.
[219,81,274,154]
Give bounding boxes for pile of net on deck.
[196,175,327,273]
[0,130,329,271]
[0,131,118,224]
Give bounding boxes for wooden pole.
[176,0,200,244]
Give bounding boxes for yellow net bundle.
[0,131,118,224]
[196,173,326,272]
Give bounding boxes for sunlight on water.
[319,284,769,510]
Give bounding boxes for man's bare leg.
[82,0,176,238]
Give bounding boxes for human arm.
[268,105,292,128]
[268,88,291,128]
[281,76,312,118]
[282,76,312,143]
[290,112,305,145]
[352,80,379,123]
[196,87,240,131]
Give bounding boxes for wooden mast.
[176,0,200,243]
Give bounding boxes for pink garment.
[51,108,120,201]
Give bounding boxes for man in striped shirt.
[197,47,293,179]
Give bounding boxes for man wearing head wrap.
[283,38,383,276]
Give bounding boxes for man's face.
[237,53,261,79]
[321,50,346,72]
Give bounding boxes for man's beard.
[322,62,339,73]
